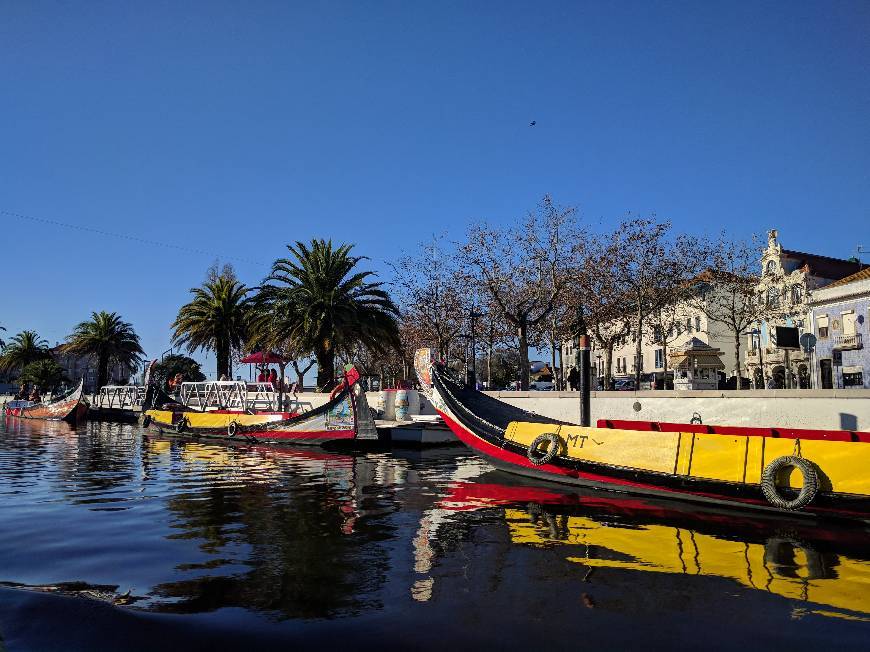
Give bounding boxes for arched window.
[767,286,780,308]
[790,285,803,304]
[766,260,777,275]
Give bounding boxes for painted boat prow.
[3,379,89,422]
[142,365,377,447]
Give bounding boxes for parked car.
[529,381,554,391]
[613,379,636,391]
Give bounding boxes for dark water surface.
[1,419,869,651]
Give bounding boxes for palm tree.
[0,330,51,373]
[19,359,68,393]
[172,265,251,379]
[62,311,145,389]
[0,324,6,349]
[256,239,400,389]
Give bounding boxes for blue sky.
[1,1,868,377]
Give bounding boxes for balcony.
[834,334,863,351]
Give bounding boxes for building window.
[843,371,864,388]
[817,314,829,339]
[686,318,692,333]
[766,260,777,275]
[842,311,857,336]
[695,316,701,332]
[655,349,664,369]
[767,286,780,308]
[653,325,662,343]
[790,285,803,304]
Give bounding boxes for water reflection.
[1,416,869,644]
[439,479,870,621]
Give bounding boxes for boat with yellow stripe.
[422,356,870,520]
[141,365,377,446]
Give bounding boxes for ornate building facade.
[744,230,861,388]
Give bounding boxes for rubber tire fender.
[227,421,239,437]
[175,417,187,434]
[761,455,819,510]
[141,414,152,428]
[527,433,563,466]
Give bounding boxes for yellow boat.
[421,354,870,520]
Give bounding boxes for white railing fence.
[97,386,146,409]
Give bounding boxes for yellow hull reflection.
[506,508,870,620]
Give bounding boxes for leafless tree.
[645,291,691,388]
[391,236,471,360]
[561,230,629,389]
[607,217,703,387]
[459,196,579,390]
[688,235,783,386]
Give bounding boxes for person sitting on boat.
[167,373,184,394]
[269,368,278,389]
[218,374,229,381]
[257,368,267,383]
[28,388,41,403]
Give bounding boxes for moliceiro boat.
[416,349,870,520]
[142,365,377,446]
[3,379,89,422]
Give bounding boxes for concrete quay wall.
[7,390,868,432]
[483,390,870,431]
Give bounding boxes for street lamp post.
[750,328,764,389]
[596,354,602,389]
[574,333,591,427]
[467,306,482,388]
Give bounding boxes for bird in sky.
[529,121,536,126]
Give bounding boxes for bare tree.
[476,300,516,389]
[562,229,629,389]
[688,235,782,387]
[608,217,703,388]
[459,196,578,390]
[645,292,690,388]
[391,236,471,360]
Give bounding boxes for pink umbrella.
[240,352,287,364]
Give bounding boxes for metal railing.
[97,386,146,409]
[180,381,279,411]
[834,333,863,350]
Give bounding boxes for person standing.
[567,366,579,391]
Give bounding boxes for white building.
[744,230,861,389]
[563,294,737,389]
[806,268,870,389]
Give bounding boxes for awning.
[240,351,287,364]
[842,366,863,374]
[670,354,725,370]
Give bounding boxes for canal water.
[0,419,869,651]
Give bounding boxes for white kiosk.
[669,338,725,391]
